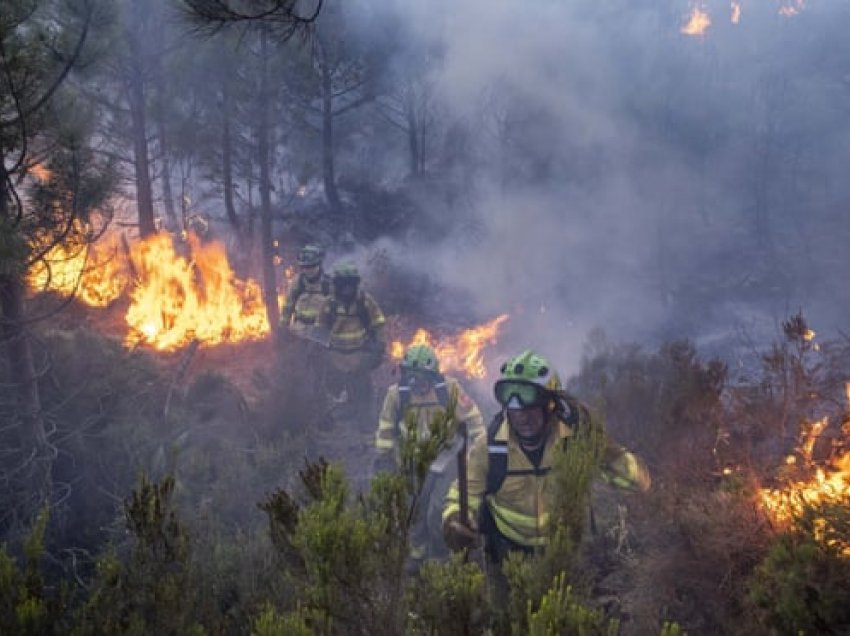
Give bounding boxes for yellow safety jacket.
[375,376,485,459]
[281,273,331,335]
[319,290,385,352]
[443,412,651,548]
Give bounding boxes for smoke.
[356,0,850,372]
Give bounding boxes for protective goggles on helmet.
[494,380,550,409]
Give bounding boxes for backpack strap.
[393,373,449,428]
[484,413,509,496]
[484,406,581,496]
[433,375,450,408]
[394,384,412,428]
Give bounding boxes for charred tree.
[220,74,240,232]
[257,30,280,337]
[0,0,113,528]
[316,36,342,213]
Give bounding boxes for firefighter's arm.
[364,293,386,330]
[316,297,333,329]
[375,387,399,468]
[600,439,651,492]
[280,287,296,326]
[453,381,485,443]
[443,435,489,531]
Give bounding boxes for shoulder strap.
[321,275,330,296]
[394,384,412,428]
[433,375,450,408]
[484,413,508,496]
[394,374,450,428]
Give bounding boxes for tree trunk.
[221,79,240,231]
[128,68,157,238]
[258,30,279,338]
[318,42,342,214]
[158,122,177,229]
[0,161,52,524]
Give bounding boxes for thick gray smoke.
[354,0,850,373]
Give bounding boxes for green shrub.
[524,573,619,636]
[747,497,850,635]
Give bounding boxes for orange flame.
[682,5,711,35]
[391,314,509,379]
[760,452,850,524]
[731,0,742,24]
[29,163,52,183]
[124,233,269,351]
[27,232,128,307]
[760,410,850,553]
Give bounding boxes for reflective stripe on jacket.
[282,274,331,329]
[320,291,385,351]
[443,413,651,548]
[375,376,485,456]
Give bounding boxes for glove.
[442,512,479,552]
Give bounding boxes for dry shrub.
[625,483,773,635]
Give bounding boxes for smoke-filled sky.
[345,0,850,374]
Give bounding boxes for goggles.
[494,380,550,409]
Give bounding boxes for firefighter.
[442,350,650,595]
[280,244,331,338]
[375,344,486,567]
[317,263,386,426]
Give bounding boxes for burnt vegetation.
[2,0,850,634]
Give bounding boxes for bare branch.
[180,0,322,38]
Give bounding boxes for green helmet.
[332,262,360,282]
[402,344,439,374]
[495,350,562,409]
[298,244,324,267]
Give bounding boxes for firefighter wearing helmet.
[316,263,386,424]
[281,244,331,338]
[374,344,486,568]
[442,351,650,597]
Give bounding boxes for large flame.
[29,228,273,351]
[27,233,128,307]
[125,233,269,351]
[390,314,509,379]
[682,5,711,36]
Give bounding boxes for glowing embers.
[681,4,711,36]
[124,233,269,351]
[390,314,509,379]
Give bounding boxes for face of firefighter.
[335,279,358,303]
[301,263,321,282]
[407,370,434,397]
[507,406,547,450]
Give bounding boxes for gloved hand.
[442,512,479,552]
